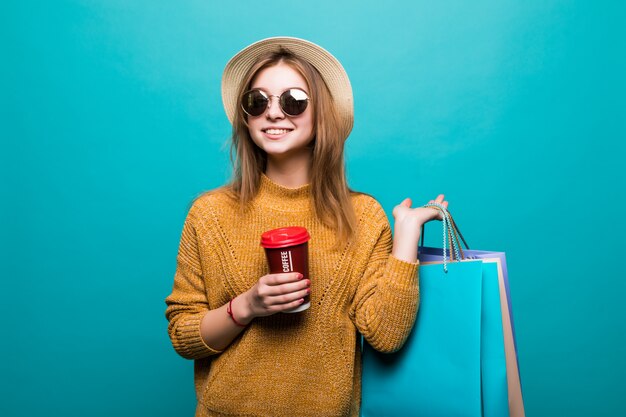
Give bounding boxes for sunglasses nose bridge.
[266,94,285,118]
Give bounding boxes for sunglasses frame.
[240,87,310,117]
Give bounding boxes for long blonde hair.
[228,48,357,245]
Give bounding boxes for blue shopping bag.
[419,248,525,417]
[361,206,511,417]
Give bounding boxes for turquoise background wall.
[2,1,624,416]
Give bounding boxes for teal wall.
[2,1,624,416]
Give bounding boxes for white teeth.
[265,129,291,135]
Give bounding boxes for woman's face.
[246,63,315,160]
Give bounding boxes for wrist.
[393,222,422,247]
[392,225,422,264]
[232,293,254,325]
[391,242,419,264]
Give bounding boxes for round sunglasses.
[240,88,310,117]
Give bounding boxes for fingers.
[428,195,448,208]
[262,272,303,286]
[272,297,309,312]
[437,195,448,210]
[266,286,310,307]
[251,272,311,314]
[260,274,310,297]
[426,194,449,222]
[428,194,445,204]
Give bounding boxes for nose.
[266,95,285,120]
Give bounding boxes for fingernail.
[300,298,305,304]
[306,288,311,294]
[297,273,304,279]
[306,279,311,286]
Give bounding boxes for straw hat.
[221,36,354,141]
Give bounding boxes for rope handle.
[419,203,470,272]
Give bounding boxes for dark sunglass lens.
[281,89,309,116]
[242,90,268,116]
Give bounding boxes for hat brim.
[221,36,354,141]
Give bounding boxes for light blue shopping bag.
[361,206,510,417]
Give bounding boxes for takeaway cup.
[260,226,311,313]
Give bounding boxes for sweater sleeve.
[349,200,420,353]
[164,206,223,359]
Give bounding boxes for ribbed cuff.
[176,312,223,358]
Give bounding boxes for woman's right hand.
[236,272,311,322]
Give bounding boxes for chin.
[253,137,310,156]
[261,144,296,157]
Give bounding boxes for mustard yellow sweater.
[165,174,419,417]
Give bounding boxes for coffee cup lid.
[260,226,311,249]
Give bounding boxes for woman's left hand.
[391,194,449,263]
[392,194,449,227]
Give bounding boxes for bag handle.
[419,203,470,272]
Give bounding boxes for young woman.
[165,36,449,417]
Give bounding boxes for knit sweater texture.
[165,174,420,417]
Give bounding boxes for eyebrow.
[250,86,309,95]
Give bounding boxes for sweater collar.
[256,173,312,212]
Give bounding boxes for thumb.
[393,197,412,218]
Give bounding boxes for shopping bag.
[418,208,525,417]
[420,247,525,417]
[361,205,521,417]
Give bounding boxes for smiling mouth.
[263,128,293,135]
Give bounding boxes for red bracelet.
[227,298,247,328]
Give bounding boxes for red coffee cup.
[260,226,311,313]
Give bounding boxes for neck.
[265,150,312,188]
